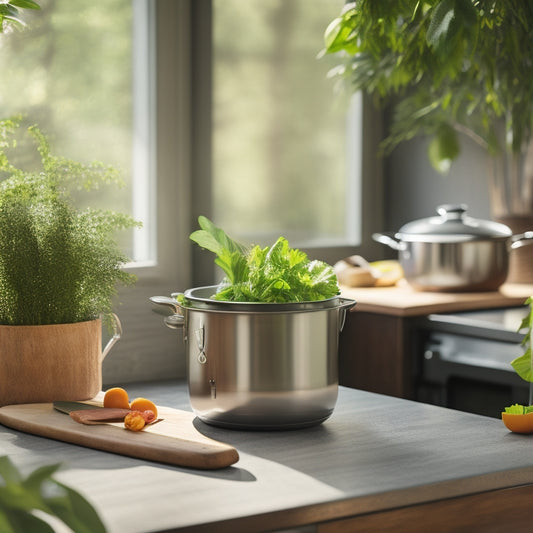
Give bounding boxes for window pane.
[213,0,359,247]
[0,0,153,262]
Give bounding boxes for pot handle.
[338,297,357,332]
[149,296,185,330]
[101,313,122,361]
[372,232,406,251]
[510,231,533,249]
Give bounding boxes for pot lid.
[397,204,512,242]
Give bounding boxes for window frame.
[104,0,194,385]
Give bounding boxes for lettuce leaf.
[189,216,339,303]
[504,404,533,414]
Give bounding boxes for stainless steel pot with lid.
[150,288,356,429]
[373,204,533,292]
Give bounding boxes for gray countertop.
[2,381,533,532]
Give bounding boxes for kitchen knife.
[54,400,105,414]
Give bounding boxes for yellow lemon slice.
[369,260,404,286]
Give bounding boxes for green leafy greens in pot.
[190,216,340,303]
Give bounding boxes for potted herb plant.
[0,117,139,406]
[323,0,533,282]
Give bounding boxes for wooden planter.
[0,318,118,406]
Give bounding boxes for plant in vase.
[0,117,140,405]
[323,1,533,282]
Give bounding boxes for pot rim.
[176,286,356,313]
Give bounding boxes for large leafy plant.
[0,455,106,533]
[323,1,533,189]
[0,118,139,325]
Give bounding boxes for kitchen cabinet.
[2,380,533,532]
[338,282,533,399]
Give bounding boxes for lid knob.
[437,204,467,221]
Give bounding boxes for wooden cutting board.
[340,282,533,317]
[0,400,239,470]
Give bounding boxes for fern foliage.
[0,118,139,325]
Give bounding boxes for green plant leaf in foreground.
[0,456,107,533]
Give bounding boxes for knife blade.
[53,400,103,414]
[54,401,135,425]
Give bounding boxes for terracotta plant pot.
[0,316,121,406]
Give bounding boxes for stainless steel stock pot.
[373,204,533,292]
[150,286,356,429]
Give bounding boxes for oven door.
[417,327,529,418]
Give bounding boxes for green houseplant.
[0,117,138,326]
[0,117,139,406]
[323,0,533,281]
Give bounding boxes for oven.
[415,306,530,418]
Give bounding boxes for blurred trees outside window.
[212,0,361,247]
[0,0,151,260]
[0,0,361,262]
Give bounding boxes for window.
[211,0,360,248]
[190,0,382,289]
[0,0,154,263]
[0,0,187,384]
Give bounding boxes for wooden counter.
[340,281,533,317]
[2,380,533,532]
[338,282,533,400]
